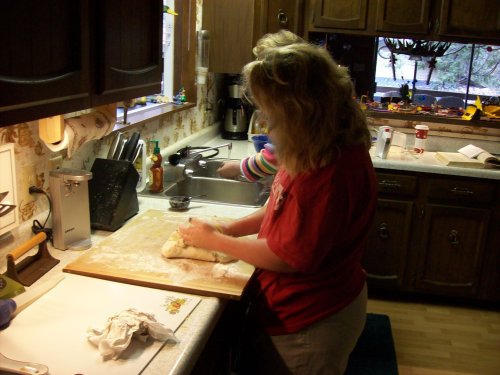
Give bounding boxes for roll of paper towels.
[42,105,116,157]
[44,126,74,154]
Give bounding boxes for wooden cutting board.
[64,209,255,300]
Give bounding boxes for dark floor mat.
[345,313,399,375]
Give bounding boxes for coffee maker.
[222,84,247,140]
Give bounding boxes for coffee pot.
[222,84,247,140]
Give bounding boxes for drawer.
[426,178,495,204]
[377,173,417,196]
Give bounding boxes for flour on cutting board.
[64,209,255,299]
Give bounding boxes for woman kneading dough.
[178,31,377,375]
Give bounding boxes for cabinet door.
[313,0,368,30]
[375,0,431,34]
[363,199,413,289]
[203,0,256,74]
[0,0,90,126]
[439,0,500,41]
[93,0,163,105]
[415,204,490,297]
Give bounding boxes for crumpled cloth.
[87,308,178,360]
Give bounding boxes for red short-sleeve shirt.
[255,145,377,335]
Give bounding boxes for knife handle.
[132,142,143,164]
[107,132,122,159]
[120,132,141,161]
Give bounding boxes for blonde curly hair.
[242,40,371,175]
[253,30,306,59]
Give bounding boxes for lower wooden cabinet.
[363,170,500,302]
[415,204,490,297]
[364,199,413,288]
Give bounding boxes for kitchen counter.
[370,146,500,180]
[203,135,500,181]
[2,196,257,375]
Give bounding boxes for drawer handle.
[423,279,473,288]
[378,222,390,239]
[448,229,460,246]
[379,180,402,190]
[367,273,398,280]
[450,187,474,196]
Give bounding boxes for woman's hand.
[178,218,220,248]
[178,216,295,273]
[217,160,241,179]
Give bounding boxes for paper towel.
[42,105,116,157]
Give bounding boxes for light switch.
[0,143,19,236]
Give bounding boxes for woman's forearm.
[224,206,266,237]
[208,233,294,273]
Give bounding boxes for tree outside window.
[375,38,499,104]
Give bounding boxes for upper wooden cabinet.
[265,0,305,35]
[203,0,304,74]
[0,0,162,127]
[313,0,368,30]
[202,0,256,74]
[0,1,91,126]
[438,0,500,40]
[375,0,431,35]
[308,0,500,43]
[93,0,163,106]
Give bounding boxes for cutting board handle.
[8,232,47,261]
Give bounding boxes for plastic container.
[252,135,269,152]
[414,125,429,153]
[247,110,269,141]
[148,141,164,193]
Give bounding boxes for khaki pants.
[242,283,368,375]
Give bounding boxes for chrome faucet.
[167,142,232,166]
[165,142,233,182]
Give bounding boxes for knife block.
[88,158,139,231]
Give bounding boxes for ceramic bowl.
[169,196,191,211]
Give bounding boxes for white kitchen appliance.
[49,169,92,250]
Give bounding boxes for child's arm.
[240,145,278,182]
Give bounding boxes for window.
[162,0,175,98]
[117,0,196,122]
[375,37,500,104]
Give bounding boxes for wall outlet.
[48,155,63,171]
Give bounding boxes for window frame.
[173,0,196,104]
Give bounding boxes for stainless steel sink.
[138,158,271,207]
[191,159,231,178]
[164,176,269,207]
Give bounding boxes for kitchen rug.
[345,313,399,375]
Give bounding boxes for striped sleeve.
[240,146,278,182]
